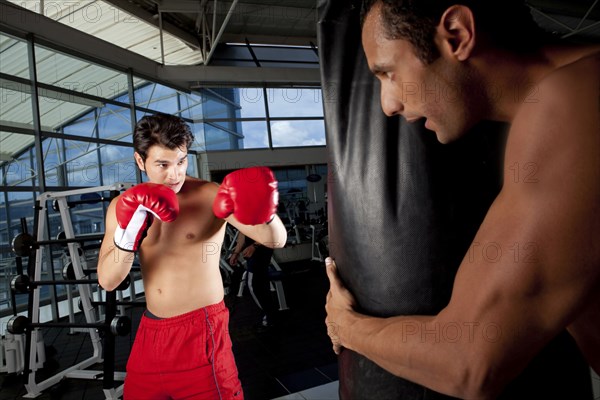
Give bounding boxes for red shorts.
[124,301,244,400]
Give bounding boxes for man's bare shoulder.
[502,51,600,222]
[534,49,600,109]
[508,51,600,158]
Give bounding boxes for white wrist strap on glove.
[114,205,158,252]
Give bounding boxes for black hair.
[360,0,552,64]
[133,114,194,161]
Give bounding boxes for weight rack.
[15,183,133,399]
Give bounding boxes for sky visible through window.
[237,87,326,149]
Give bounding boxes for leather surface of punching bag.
[317,1,593,399]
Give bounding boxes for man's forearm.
[338,311,489,398]
[244,216,287,248]
[97,246,135,291]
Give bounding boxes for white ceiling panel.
[7,0,203,65]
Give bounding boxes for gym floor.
[0,260,338,400]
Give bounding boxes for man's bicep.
[446,69,600,335]
[440,181,598,373]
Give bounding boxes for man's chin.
[434,130,460,145]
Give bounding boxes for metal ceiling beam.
[221,33,317,46]
[102,0,201,50]
[204,0,239,65]
[154,0,205,13]
[158,65,321,86]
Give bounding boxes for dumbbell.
[7,315,131,336]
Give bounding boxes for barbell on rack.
[51,192,109,212]
[11,232,104,257]
[10,273,131,294]
[6,315,131,336]
[78,298,146,311]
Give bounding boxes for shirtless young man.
[325,1,600,398]
[97,114,287,399]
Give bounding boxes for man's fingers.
[325,257,340,287]
[333,344,341,355]
[325,257,335,270]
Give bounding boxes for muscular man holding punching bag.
[319,0,598,398]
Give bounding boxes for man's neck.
[474,49,554,122]
[475,44,600,122]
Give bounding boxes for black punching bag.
[317,1,593,399]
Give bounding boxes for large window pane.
[69,198,106,235]
[0,132,35,183]
[134,82,179,114]
[238,88,267,118]
[204,123,241,151]
[64,140,100,186]
[35,44,130,103]
[0,33,30,79]
[6,191,35,237]
[267,88,323,118]
[203,88,240,119]
[211,119,242,134]
[179,92,205,120]
[189,122,206,152]
[3,147,36,186]
[39,94,98,133]
[238,121,269,149]
[97,104,133,142]
[0,82,33,130]
[187,154,198,178]
[270,120,326,148]
[42,137,65,187]
[99,145,136,185]
[62,110,96,138]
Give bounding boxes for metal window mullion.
[128,69,142,184]
[177,91,183,118]
[59,132,67,187]
[245,38,261,67]
[263,87,273,149]
[26,34,46,193]
[28,34,60,319]
[95,108,104,186]
[158,11,165,65]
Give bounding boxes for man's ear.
[436,5,476,61]
[133,152,145,171]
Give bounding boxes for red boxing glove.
[114,183,179,251]
[213,167,279,225]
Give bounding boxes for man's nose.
[167,166,179,179]
[380,88,404,117]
